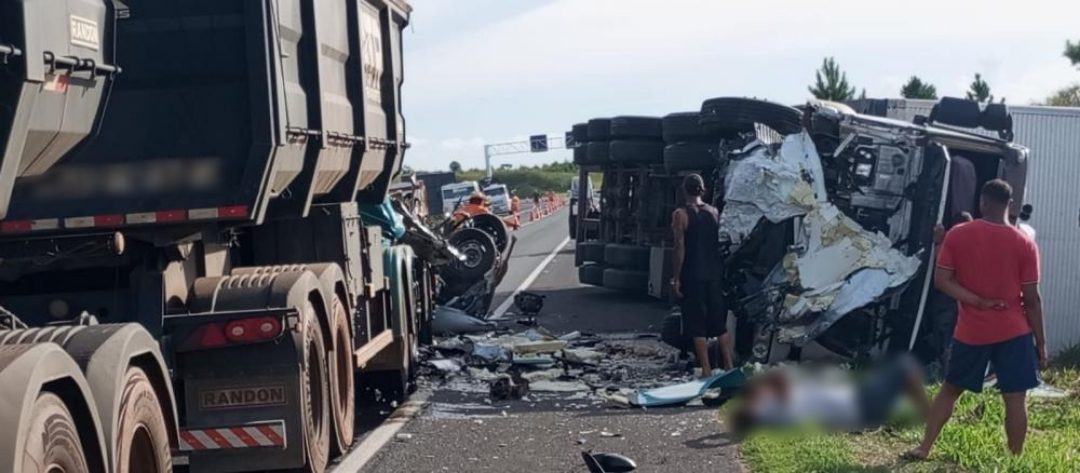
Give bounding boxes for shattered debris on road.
[419,325,739,410]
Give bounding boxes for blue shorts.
[946,333,1039,393]
[856,354,918,428]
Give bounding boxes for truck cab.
[482,183,511,215]
[724,98,1031,363]
[440,181,480,214]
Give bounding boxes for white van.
[440,181,480,214]
[483,184,511,215]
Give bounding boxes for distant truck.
[483,183,511,215]
[440,181,480,214]
[0,1,425,473]
[415,172,456,217]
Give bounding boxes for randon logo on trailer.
[69,16,100,50]
[199,385,286,409]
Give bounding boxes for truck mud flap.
[179,341,304,473]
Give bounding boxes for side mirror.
[581,451,637,473]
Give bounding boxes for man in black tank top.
[672,174,733,377]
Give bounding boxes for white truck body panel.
[881,99,1080,355]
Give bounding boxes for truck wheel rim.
[460,241,485,268]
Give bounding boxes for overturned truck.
[571,97,1030,364]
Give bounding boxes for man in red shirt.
[908,179,1045,459]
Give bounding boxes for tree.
[449,160,462,173]
[1066,40,1080,68]
[1044,84,1080,107]
[966,73,993,102]
[900,76,938,99]
[808,57,857,101]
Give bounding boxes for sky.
[400,0,1080,172]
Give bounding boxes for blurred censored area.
[24,158,223,200]
[730,355,929,436]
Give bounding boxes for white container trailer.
[858,99,1080,355]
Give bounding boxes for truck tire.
[568,212,578,239]
[578,263,604,286]
[700,97,804,136]
[602,268,648,292]
[587,118,612,140]
[609,140,663,165]
[577,241,606,263]
[586,141,610,164]
[22,392,91,473]
[571,122,589,143]
[604,243,650,270]
[445,229,497,283]
[361,332,416,405]
[979,103,1012,133]
[663,142,722,171]
[466,213,510,254]
[573,146,589,165]
[610,116,662,139]
[300,301,331,473]
[930,97,980,128]
[115,366,170,473]
[328,295,355,455]
[662,112,708,142]
[660,312,692,353]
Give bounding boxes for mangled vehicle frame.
[720,98,1029,363]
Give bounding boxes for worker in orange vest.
[506,190,522,230]
[453,191,492,224]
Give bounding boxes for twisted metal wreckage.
[388,199,515,333]
[716,101,1028,362]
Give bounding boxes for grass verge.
[737,361,1080,473]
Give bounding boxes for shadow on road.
[683,432,736,450]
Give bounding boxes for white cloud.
[407,0,1080,104]
[401,0,1080,170]
[439,137,485,151]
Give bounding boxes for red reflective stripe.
[180,431,206,450]
[217,205,248,219]
[0,221,31,233]
[94,214,124,227]
[203,429,232,448]
[155,210,187,222]
[256,424,284,445]
[229,428,261,447]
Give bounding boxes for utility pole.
[483,134,569,178]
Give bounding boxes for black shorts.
[680,279,727,337]
[946,333,1039,393]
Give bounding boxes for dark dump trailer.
[0,1,423,472]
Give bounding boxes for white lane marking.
[488,236,571,321]
[332,391,432,472]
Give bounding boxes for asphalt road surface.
[351,208,744,473]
